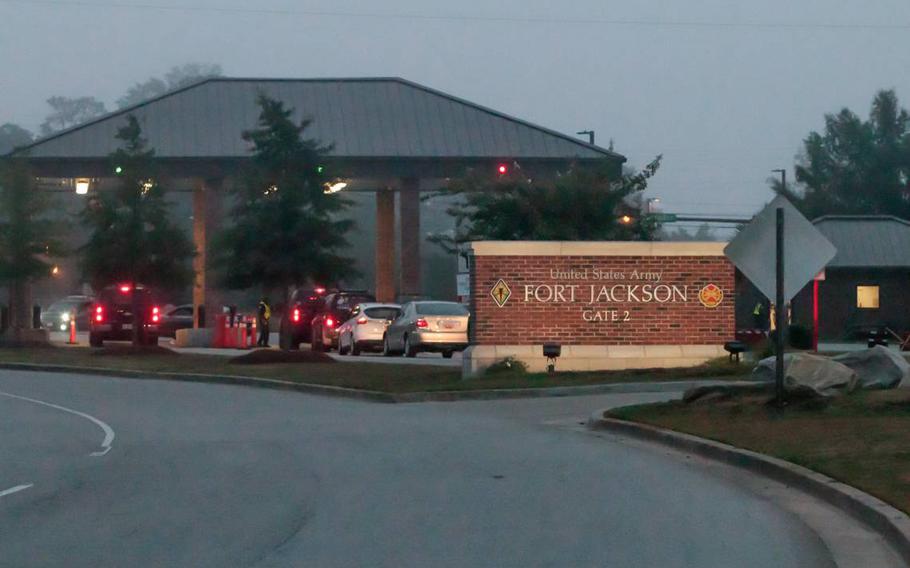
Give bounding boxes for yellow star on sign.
[491,279,511,308]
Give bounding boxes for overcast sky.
[2,0,909,222]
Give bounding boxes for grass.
[0,346,749,394]
[610,390,910,514]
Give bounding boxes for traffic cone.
[251,318,257,348]
[240,317,248,349]
[67,318,77,345]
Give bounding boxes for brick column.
[375,189,395,302]
[398,177,421,299]
[192,178,223,327]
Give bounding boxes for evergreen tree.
[80,116,194,344]
[775,90,910,218]
[428,156,662,256]
[0,157,63,340]
[211,94,353,300]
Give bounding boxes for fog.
[2,0,909,220]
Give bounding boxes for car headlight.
[61,312,70,322]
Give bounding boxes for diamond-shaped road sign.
[724,195,837,302]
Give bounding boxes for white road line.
[0,484,33,499]
[0,391,114,457]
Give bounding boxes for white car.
[337,303,402,356]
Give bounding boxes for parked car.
[41,295,94,332]
[383,301,469,358]
[310,290,376,352]
[159,304,195,337]
[278,287,329,350]
[337,303,402,356]
[88,283,161,347]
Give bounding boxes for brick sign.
[469,242,735,346]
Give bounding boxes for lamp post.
[772,168,787,193]
[577,130,595,145]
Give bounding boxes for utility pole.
[577,130,595,145]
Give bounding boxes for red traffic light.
[497,164,508,175]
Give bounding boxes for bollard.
[240,317,248,349]
[251,318,257,348]
[67,318,77,345]
[197,305,206,329]
[247,318,254,348]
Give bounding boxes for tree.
[427,156,662,256]
[116,63,223,109]
[40,96,107,136]
[775,89,910,219]
[0,123,33,155]
[211,94,353,300]
[0,158,63,341]
[80,116,194,345]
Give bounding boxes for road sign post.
[775,208,785,404]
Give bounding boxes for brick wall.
[471,253,735,345]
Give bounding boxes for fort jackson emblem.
[491,279,511,308]
[698,284,724,308]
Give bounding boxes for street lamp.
[75,178,90,195]
[577,130,595,145]
[645,197,661,214]
[619,214,634,225]
[772,168,787,192]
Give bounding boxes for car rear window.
[336,295,374,310]
[364,307,401,320]
[415,302,469,316]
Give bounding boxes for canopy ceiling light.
[75,178,91,195]
[324,181,348,194]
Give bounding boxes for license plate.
[122,324,132,330]
[441,320,457,330]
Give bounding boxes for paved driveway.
[0,370,833,567]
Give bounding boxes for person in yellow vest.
[257,297,271,347]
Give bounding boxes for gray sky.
[2,0,909,220]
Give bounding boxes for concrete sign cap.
[724,195,836,302]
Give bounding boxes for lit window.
[857,286,880,309]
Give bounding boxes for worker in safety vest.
[752,302,767,330]
[257,297,271,347]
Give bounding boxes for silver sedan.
[337,303,402,355]
[383,301,469,358]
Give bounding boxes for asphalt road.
[0,370,834,568]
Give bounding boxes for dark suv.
[310,291,375,352]
[88,284,161,347]
[278,287,329,350]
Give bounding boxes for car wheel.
[89,333,102,348]
[442,350,454,359]
[279,330,291,351]
[338,335,349,355]
[404,335,418,358]
[311,327,324,352]
[351,337,361,356]
[382,335,394,357]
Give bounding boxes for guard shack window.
[857,286,880,309]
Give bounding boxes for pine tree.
[212,94,354,301]
[0,157,63,341]
[80,115,194,345]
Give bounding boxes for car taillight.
[119,285,131,293]
[416,318,428,328]
[292,308,300,323]
[315,286,326,294]
[357,316,368,325]
[94,305,104,323]
[326,317,335,328]
[151,306,160,323]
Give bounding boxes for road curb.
[0,362,397,403]
[588,413,910,565]
[0,362,752,403]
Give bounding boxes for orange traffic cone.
[67,318,77,345]
[251,318,257,348]
[240,318,248,349]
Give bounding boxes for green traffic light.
[316,165,324,174]
[114,166,123,174]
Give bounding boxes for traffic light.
[497,163,508,175]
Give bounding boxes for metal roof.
[18,77,624,162]
[813,215,910,268]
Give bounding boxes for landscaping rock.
[833,346,910,390]
[752,353,858,397]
